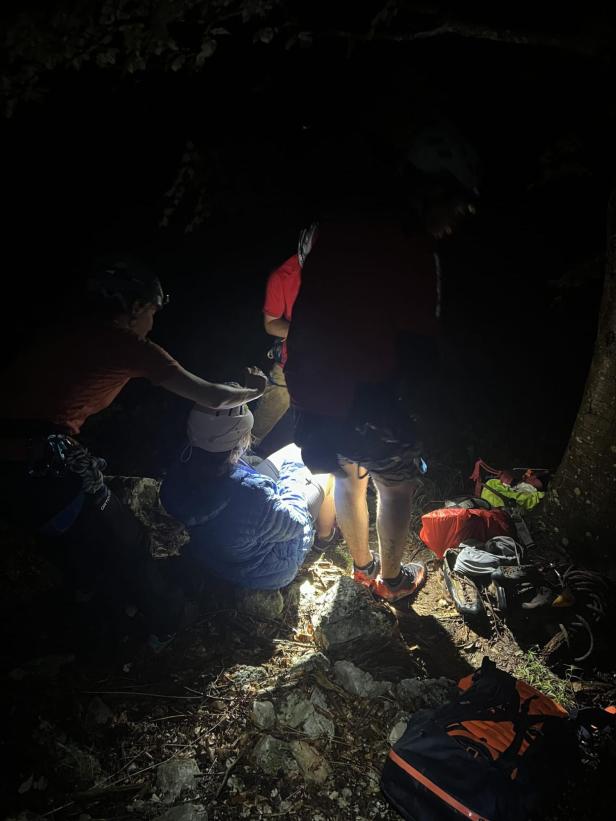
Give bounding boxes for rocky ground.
[2,475,615,821]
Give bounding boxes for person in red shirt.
[0,259,267,641]
[286,123,480,606]
[251,224,318,447]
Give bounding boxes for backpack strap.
[498,699,572,773]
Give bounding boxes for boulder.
[253,735,298,777]
[311,576,399,658]
[85,697,113,727]
[333,660,392,698]
[108,476,189,557]
[156,759,201,803]
[236,589,284,620]
[388,719,409,745]
[278,691,315,729]
[251,700,276,730]
[290,740,331,784]
[287,651,331,676]
[277,690,335,740]
[228,665,269,685]
[56,743,103,790]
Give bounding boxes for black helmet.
[87,258,169,313]
[406,119,480,196]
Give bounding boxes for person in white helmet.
[161,395,336,591]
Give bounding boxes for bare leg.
[373,477,416,579]
[313,474,336,538]
[334,462,371,567]
[251,364,290,446]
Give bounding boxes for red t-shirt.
[262,254,302,366]
[3,320,181,434]
[285,219,439,417]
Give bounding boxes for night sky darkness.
[2,14,613,476]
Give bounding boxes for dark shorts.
[293,383,426,484]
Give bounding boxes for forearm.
[264,317,290,338]
[160,366,263,409]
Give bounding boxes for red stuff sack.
[419,508,512,559]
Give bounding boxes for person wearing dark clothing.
[285,122,480,605]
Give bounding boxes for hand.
[243,366,268,395]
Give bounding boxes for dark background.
[1,19,612,479]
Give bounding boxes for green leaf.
[196,39,217,66]
[256,27,275,44]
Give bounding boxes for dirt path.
[2,495,615,820]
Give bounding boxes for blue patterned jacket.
[160,456,314,590]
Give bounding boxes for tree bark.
[548,190,616,558]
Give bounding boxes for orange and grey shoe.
[370,562,427,603]
[353,552,381,587]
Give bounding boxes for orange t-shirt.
[3,320,181,434]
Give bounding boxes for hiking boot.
[442,549,483,617]
[353,552,381,587]
[370,562,427,603]
[313,525,343,553]
[490,564,536,588]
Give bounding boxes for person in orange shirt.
[0,259,267,641]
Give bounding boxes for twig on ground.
[83,690,203,700]
[214,749,244,800]
[97,751,146,788]
[272,638,315,647]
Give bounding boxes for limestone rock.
[108,476,189,557]
[288,651,331,676]
[251,700,276,730]
[388,719,409,745]
[156,759,201,803]
[253,735,298,776]
[278,691,315,729]
[311,576,398,658]
[228,665,268,685]
[85,697,113,727]
[277,690,335,740]
[236,589,284,620]
[290,740,331,784]
[56,743,103,790]
[333,660,392,698]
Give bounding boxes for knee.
[373,478,416,504]
[334,475,366,505]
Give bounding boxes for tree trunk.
[548,190,616,561]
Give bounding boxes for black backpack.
[381,657,582,821]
